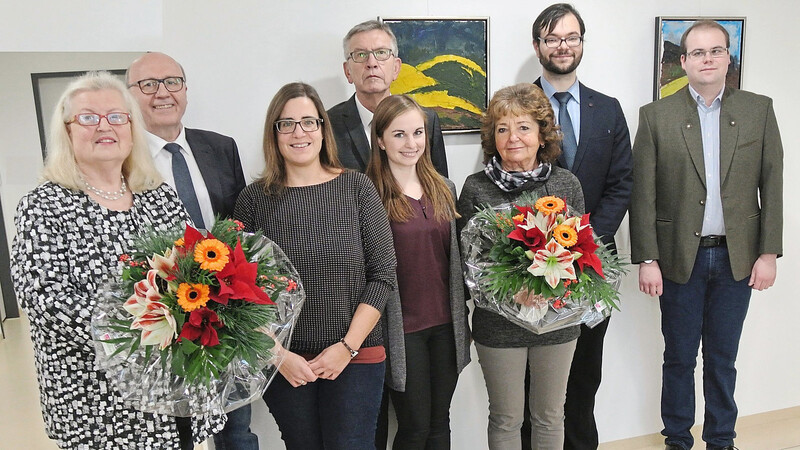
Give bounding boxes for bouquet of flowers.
[91,218,305,417]
[461,194,626,334]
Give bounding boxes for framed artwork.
[31,69,127,159]
[381,17,489,133]
[654,17,745,100]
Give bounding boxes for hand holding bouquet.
[92,218,304,416]
[461,194,626,334]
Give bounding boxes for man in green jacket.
[630,20,783,450]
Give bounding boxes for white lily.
[528,240,576,288]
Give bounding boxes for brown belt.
[699,235,726,247]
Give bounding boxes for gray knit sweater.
[233,171,397,354]
[456,166,585,348]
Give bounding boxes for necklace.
[81,173,128,200]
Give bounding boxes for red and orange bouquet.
[461,194,625,334]
[92,218,304,416]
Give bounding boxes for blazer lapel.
[343,96,371,170]
[718,90,739,187]
[570,83,593,172]
[679,92,706,189]
[185,130,221,210]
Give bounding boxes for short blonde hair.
[41,71,162,192]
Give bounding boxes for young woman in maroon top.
[367,95,469,449]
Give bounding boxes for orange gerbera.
[194,239,230,271]
[534,196,566,215]
[553,224,578,247]
[176,283,211,312]
[174,237,184,247]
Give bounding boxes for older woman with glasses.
[233,82,396,450]
[457,83,585,449]
[11,71,223,449]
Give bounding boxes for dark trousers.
[389,323,459,449]
[212,404,259,450]
[563,318,611,450]
[176,416,193,450]
[265,360,385,450]
[660,245,751,449]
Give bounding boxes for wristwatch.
[339,338,359,358]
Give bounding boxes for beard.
[539,49,583,75]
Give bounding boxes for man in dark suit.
[127,52,250,450]
[630,21,782,450]
[327,19,448,176]
[526,4,633,450]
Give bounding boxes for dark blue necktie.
[164,143,205,229]
[554,92,578,170]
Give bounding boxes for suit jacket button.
[694,231,701,237]
[686,123,692,128]
[700,200,705,205]
[730,121,736,126]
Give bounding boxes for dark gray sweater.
[456,166,585,348]
[234,171,397,354]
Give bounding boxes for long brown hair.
[366,95,458,223]
[257,82,342,194]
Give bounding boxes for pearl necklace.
[81,173,128,201]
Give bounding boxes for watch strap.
[339,338,358,358]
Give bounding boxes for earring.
[540,143,545,148]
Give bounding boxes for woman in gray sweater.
[456,83,585,450]
[234,82,396,450]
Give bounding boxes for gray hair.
[342,19,399,60]
[41,71,162,192]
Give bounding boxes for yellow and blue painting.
[655,17,744,100]
[384,18,488,132]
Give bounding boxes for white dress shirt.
[147,128,216,227]
[354,94,374,146]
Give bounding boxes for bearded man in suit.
[327,19,448,176]
[127,51,250,450]
[630,20,783,450]
[528,4,633,449]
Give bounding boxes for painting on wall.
[654,17,745,100]
[31,69,127,159]
[382,17,489,133]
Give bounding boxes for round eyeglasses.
[129,77,185,95]
[66,113,131,126]
[275,118,323,134]
[347,48,393,63]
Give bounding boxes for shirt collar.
[147,126,188,157]
[354,94,374,129]
[540,77,581,104]
[688,84,723,111]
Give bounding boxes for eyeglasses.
[685,47,729,60]
[538,36,583,48]
[129,77,185,94]
[275,118,323,134]
[66,113,131,126]
[347,48,394,63]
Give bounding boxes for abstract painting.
[382,17,489,132]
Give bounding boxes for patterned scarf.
[484,156,552,192]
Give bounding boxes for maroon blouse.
[390,195,452,333]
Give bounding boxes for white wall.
[1,0,798,447]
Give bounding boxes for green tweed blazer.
[630,86,783,283]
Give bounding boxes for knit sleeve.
[355,175,397,312]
